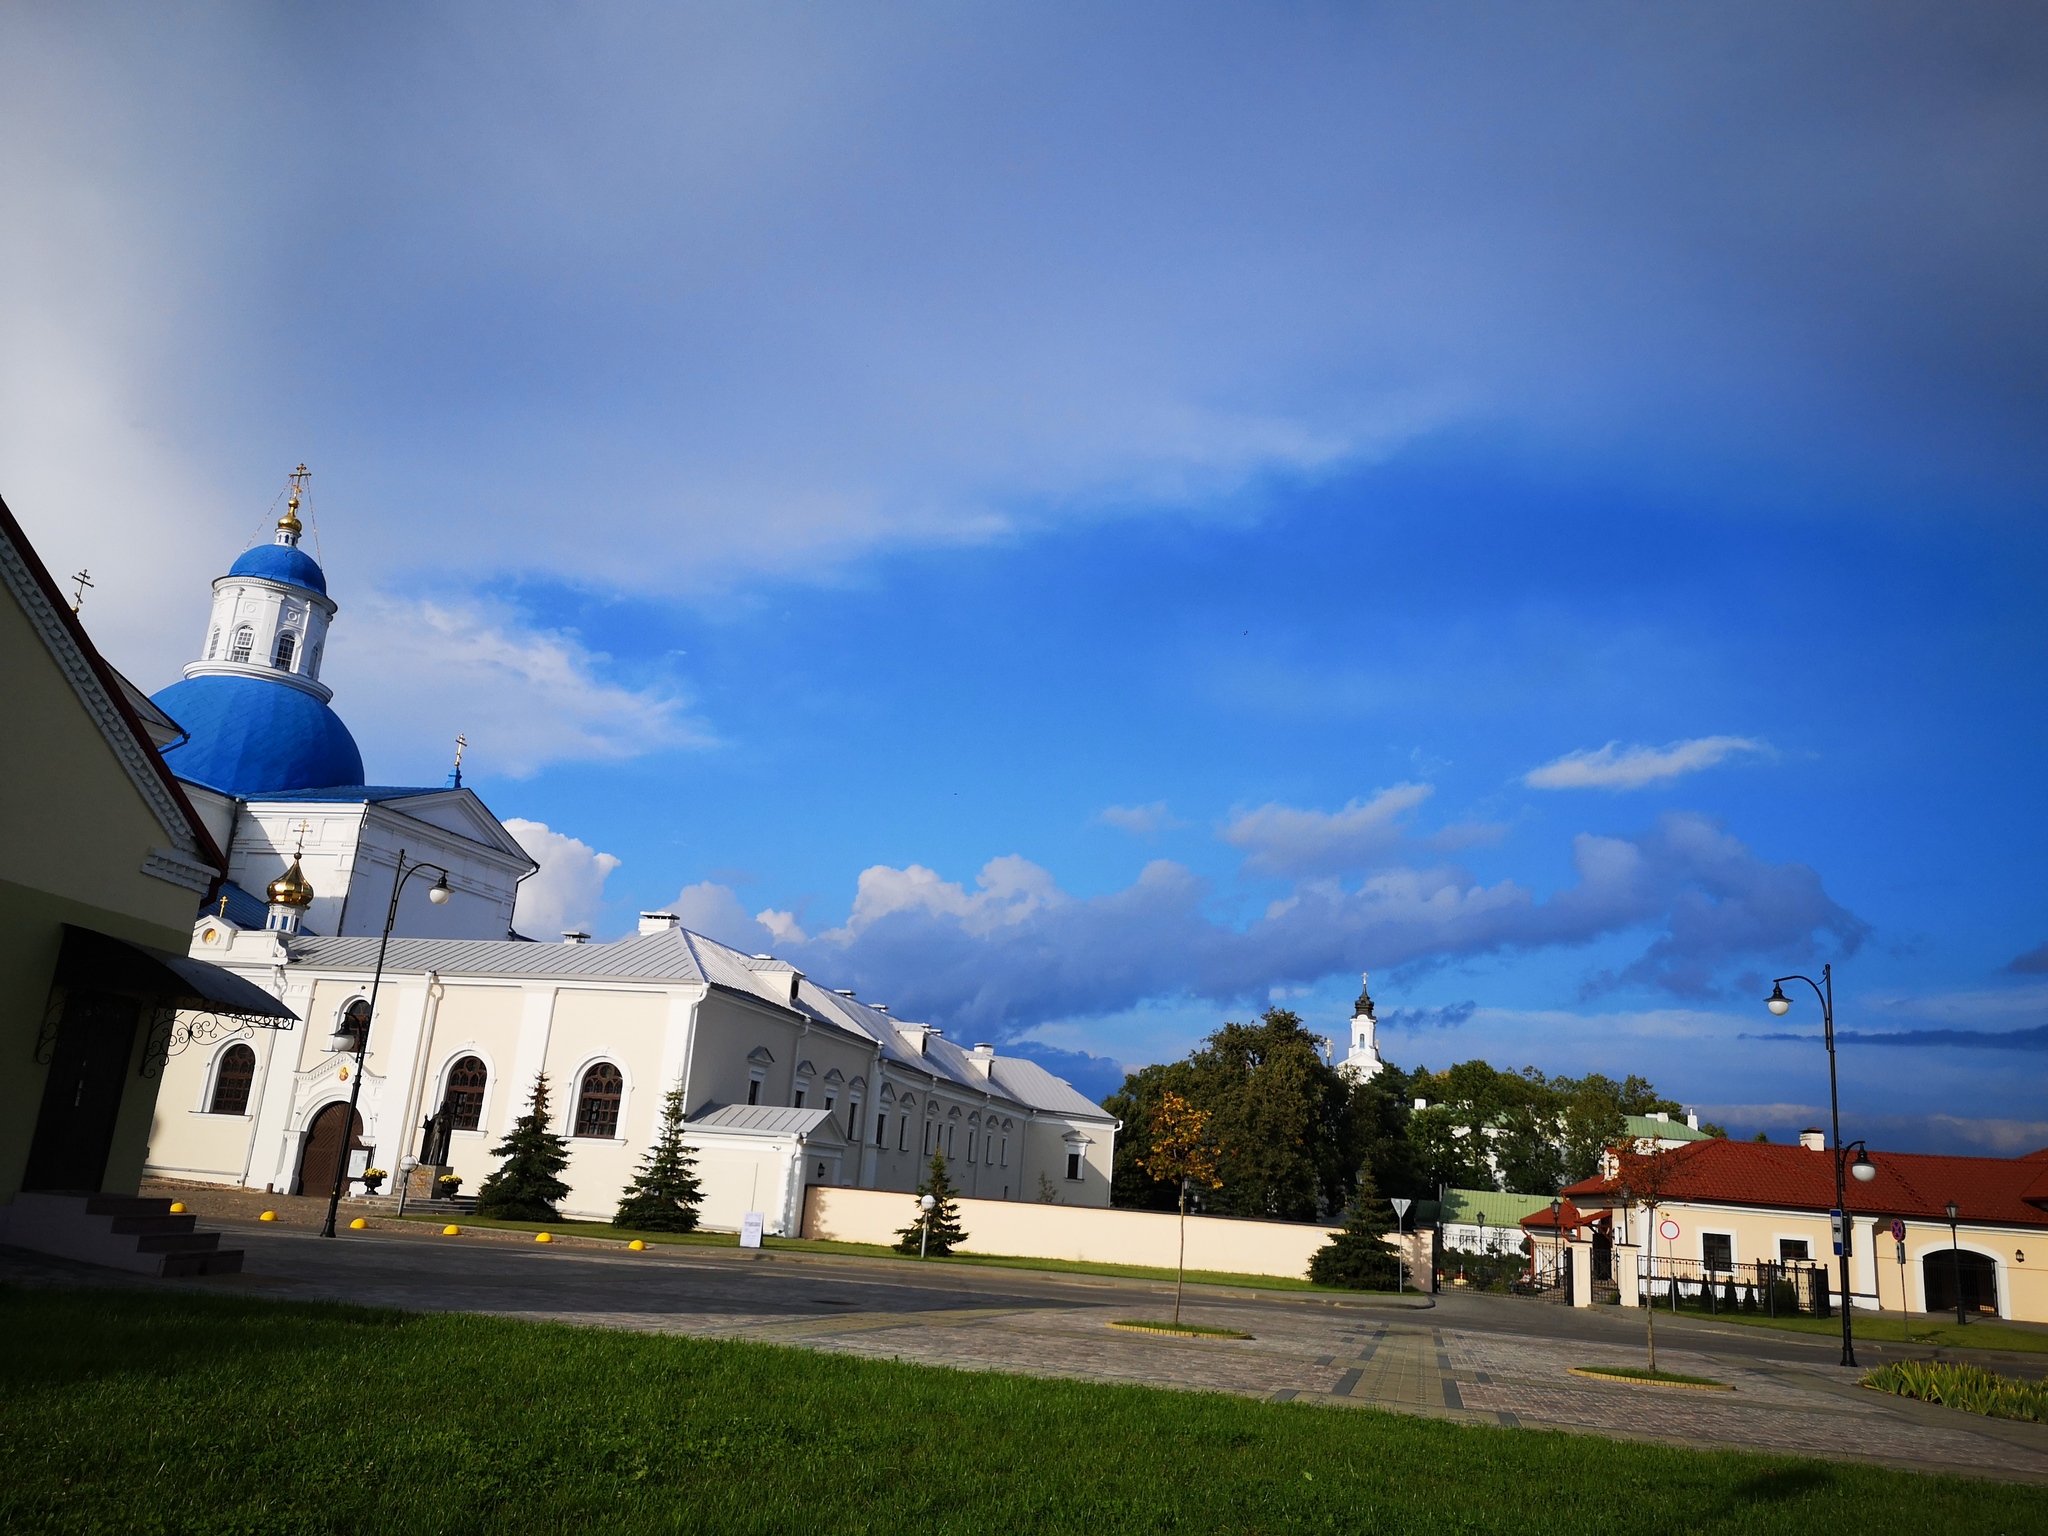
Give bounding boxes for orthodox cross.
[69,569,93,614]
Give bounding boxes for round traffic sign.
[1890,1219,1906,1242]
[1659,1219,1680,1241]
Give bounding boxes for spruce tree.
[1308,1162,1401,1290]
[613,1082,703,1232]
[894,1153,967,1255]
[477,1072,571,1221]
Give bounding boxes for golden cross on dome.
[288,818,314,855]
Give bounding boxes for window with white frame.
[875,1112,887,1147]
[206,627,220,660]
[441,1055,488,1130]
[1702,1232,1733,1273]
[208,1043,256,1115]
[228,626,255,663]
[574,1063,623,1137]
[272,630,298,670]
[1066,1150,1084,1182]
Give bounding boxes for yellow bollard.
[627,1239,646,1251]
[169,1201,186,1214]
[535,1232,553,1244]
[259,1210,277,1222]
[442,1225,461,1236]
[349,1217,368,1230]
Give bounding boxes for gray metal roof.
[690,1104,843,1140]
[284,922,1111,1123]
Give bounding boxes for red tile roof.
[1520,1197,1590,1233]
[1562,1139,2048,1229]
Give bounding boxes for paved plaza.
[6,1187,2046,1486]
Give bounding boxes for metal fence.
[1644,1257,1831,1318]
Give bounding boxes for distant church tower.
[1338,972,1385,1082]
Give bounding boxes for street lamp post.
[320,849,450,1239]
[919,1193,936,1259]
[1765,965,1878,1367]
[1945,1200,1967,1326]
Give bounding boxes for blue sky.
[5,5,2045,1149]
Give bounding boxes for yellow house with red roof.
[1557,1133,2048,1323]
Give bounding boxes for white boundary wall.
[804,1185,1342,1280]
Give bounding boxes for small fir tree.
[1308,1162,1402,1291]
[477,1072,571,1222]
[612,1082,703,1233]
[894,1153,967,1255]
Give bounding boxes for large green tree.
[1307,1161,1401,1291]
[894,1154,967,1256]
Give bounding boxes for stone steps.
[0,1192,244,1276]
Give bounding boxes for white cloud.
[1524,737,1768,791]
[328,594,711,782]
[1221,784,1433,877]
[690,811,1866,1037]
[1097,802,1183,835]
[506,819,621,939]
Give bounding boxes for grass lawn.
[2,1288,2039,1535]
[1670,1307,2048,1355]
[393,1210,1394,1297]
[1110,1319,1254,1338]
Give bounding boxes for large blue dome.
[228,542,328,595]
[152,674,364,795]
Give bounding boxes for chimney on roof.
[1650,1111,1668,1123]
[834,989,856,998]
[1685,1109,1699,1130]
[872,1003,889,1013]
[1799,1128,1826,1151]
[970,1043,996,1079]
[561,930,590,945]
[638,912,680,935]
[1413,1097,1428,1112]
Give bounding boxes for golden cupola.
[265,857,315,918]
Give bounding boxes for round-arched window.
[441,1055,488,1131]
[574,1063,623,1138]
[209,1043,257,1115]
[228,626,255,663]
[272,630,298,670]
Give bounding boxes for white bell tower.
[184,465,338,702]
[1339,972,1385,1082]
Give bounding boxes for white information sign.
[739,1211,765,1249]
[1658,1218,1681,1242]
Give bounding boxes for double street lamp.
[320,849,450,1239]
[1765,964,1878,1367]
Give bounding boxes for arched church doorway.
[296,1103,365,1198]
[1923,1248,2000,1317]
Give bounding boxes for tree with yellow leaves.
[1142,1090,1224,1324]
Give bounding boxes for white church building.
[142,478,1118,1231]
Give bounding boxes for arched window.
[206,627,220,660]
[208,1043,256,1115]
[308,640,323,676]
[574,1063,623,1138]
[441,1055,488,1131]
[272,630,298,670]
[228,626,255,663]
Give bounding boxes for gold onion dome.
[267,858,315,909]
[277,490,303,538]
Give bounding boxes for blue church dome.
[152,674,365,796]
[228,542,328,595]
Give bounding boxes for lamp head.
[1766,982,1791,1016]
[1851,1150,1876,1183]
[1618,1184,1631,1203]
[427,872,451,905]
[1945,1200,1959,1222]
[920,1194,936,1212]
